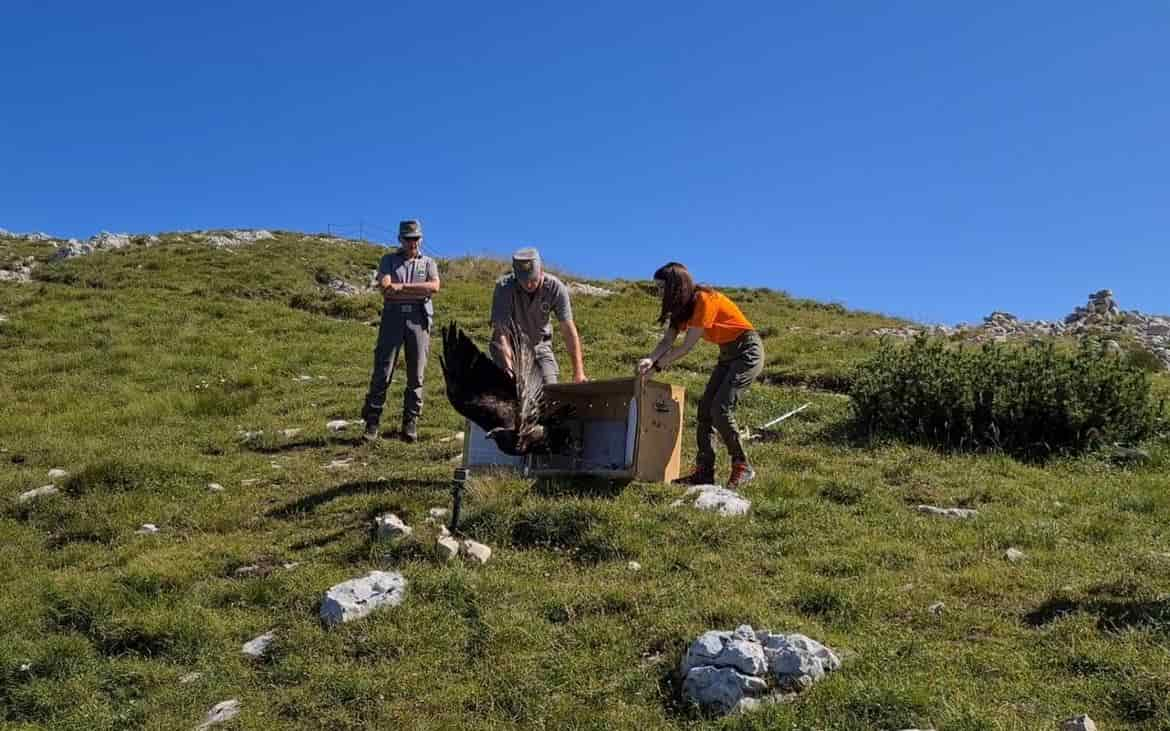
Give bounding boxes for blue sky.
[2,1,1166,324]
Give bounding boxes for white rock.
[237,430,263,440]
[281,428,302,438]
[196,699,240,730]
[435,535,460,561]
[680,627,767,676]
[916,504,978,519]
[47,468,69,479]
[240,478,263,487]
[326,419,352,432]
[628,561,642,571]
[136,523,160,535]
[207,482,225,492]
[681,665,768,716]
[683,484,751,516]
[320,571,407,626]
[375,513,412,540]
[18,485,60,503]
[566,281,616,297]
[233,565,261,577]
[461,539,492,564]
[1061,715,1097,731]
[178,671,203,684]
[241,631,275,659]
[428,507,449,521]
[928,601,945,615]
[758,632,840,691]
[325,458,352,470]
[1005,547,1026,562]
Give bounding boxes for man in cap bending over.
[490,247,587,384]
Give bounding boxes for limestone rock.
[136,523,160,535]
[461,539,492,564]
[916,504,978,519]
[47,468,69,480]
[679,625,840,717]
[435,535,460,561]
[241,631,275,659]
[196,699,240,730]
[683,485,751,516]
[1005,547,1026,562]
[375,513,412,540]
[681,665,769,716]
[1061,715,1097,731]
[320,571,407,626]
[18,485,60,502]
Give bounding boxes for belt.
[389,301,427,312]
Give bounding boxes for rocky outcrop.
[873,289,1170,370]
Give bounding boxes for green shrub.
[849,336,1165,459]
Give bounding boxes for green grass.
[2,232,1169,729]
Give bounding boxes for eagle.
[439,322,573,456]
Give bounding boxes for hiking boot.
[672,465,715,486]
[726,462,756,489]
[362,422,380,443]
[401,417,419,444]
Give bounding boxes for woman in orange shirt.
[637,262,764,488]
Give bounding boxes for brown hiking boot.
[726,462,756,489]
[401,417,419,444]
[673,465,715,486]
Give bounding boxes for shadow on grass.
[243,437,329,454]
[287,528,352,551]
[267,478,447,519]
[1024,594,1170,634]
[531,476,629,499]
[759,369,852,394]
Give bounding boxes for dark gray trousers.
[696,330,764,468]
[363,302,430,426]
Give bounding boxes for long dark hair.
[654,262,708,330]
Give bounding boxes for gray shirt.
[378,250,439,315]
[490,272,573,349]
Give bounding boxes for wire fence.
[325,221,454,259]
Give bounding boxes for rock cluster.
[565,281,616,297]
[202,229,274,248]
[873,289,1170,370]
[0,256,36,283]
[53,232,141,260]
[679,625,841,716]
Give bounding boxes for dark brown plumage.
[439,322,572,456]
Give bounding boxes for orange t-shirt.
[683,290,754,344]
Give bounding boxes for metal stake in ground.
[449,467,469,533]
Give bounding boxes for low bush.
[849,336,1164,459]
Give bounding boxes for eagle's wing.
[507,322,546,438]
[439,322,516,432]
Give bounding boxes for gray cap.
[398,219,422,239]
[512,247,542,284]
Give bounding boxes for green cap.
[398,220,423,239]
[512,247,542,284]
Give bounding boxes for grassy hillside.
[2,231,1168,730]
